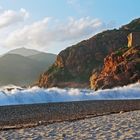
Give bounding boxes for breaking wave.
[0,83,140,106]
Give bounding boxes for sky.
[0,0,140,54]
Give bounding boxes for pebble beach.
[0,110,140,140]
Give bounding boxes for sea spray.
[0,83,140,106]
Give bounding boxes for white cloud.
[3,17,112,50]
[3,17,50,48]
[52,17,104,41]
[0,8,29,29]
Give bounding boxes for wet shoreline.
[0,100,140,130]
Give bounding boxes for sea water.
[0,82,140,106]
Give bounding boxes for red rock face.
[37,30,129,88]
[37,18,140,88]
[90,46,140,90]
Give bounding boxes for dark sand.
[0,100,140,130]
[1,110,140,139]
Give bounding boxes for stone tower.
[127,32,140,47]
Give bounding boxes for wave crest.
[0,83,140,106]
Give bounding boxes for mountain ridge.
[7,47,42,57]
[0,48,56,86]
[37,18,140,88]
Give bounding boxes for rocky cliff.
[90,46,140,90]
[37,18,140,88]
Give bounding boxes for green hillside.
[0,48,56,86]
[28,52,56,67]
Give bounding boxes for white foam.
[0,83,140,106]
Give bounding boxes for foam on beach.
[0,82,140,106]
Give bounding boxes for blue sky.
[0,0,139,54]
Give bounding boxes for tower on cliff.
[127,32,140,47]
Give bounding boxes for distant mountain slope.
[7,47,41,57]
[37,18,140,88]
[0,49,56,86]
[0,54,42,86]
[28,52,56,66]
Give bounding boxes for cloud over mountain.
[0,8,29,28]
[3,17,113,49]
[0,7,115,53]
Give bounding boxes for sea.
[0,82,140,106]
